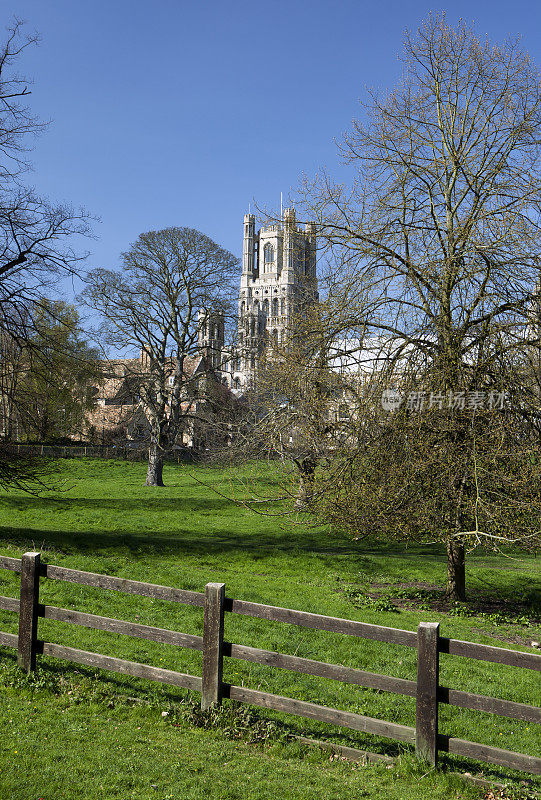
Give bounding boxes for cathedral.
[199,207,318,392]
[84,207,318,445]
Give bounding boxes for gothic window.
[250,318,255,337]
[281,299,285,315]
[304,243,311,275]
[263,243,274,272]
[240,301,245,316]
[272,298,278,317]
[263,299,269,316]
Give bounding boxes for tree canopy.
[288,15,541,599]
[82,226,239,485]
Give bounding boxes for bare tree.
[82,227,238,486]
[216,293,385,518]
[0,20,91,343]
[293,15,541,600]
[0,19,92,489]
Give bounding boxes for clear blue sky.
[8,0,541,296]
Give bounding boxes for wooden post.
[17,552,41,673]
[201,582,225,711]
[416,621,439,766]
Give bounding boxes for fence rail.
[4,443,194,462]
[0,552,539,774]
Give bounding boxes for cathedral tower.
[198,309,225,371]
[237,208,318,388]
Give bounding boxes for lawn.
[0,458,539,799]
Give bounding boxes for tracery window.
[263,243,274,272]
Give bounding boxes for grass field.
[0,458,539,799]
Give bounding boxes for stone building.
[84,355,214,446]
[235,208,318,389]
[192,208,319,394]
[83,207,319,443]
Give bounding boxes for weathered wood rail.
[0,552,539,774]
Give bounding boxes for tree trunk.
[145,442,164,486]
[446,538,466,601]
[295,457,317,510]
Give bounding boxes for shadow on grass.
[0,518,454,559]
[0,523,371,558]
[3,523,537,606]
[0,496,234,513]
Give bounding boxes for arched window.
[272,298,278,317]
[263,243,274,272]
[263,299,269,316]
[240,301,245,316]
[253,299,259,313]
[250,318,255,337]
[281,299,285,315]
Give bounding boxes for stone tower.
[237,208,318,388]
[198,309,225,371]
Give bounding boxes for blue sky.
[7,0,541,300]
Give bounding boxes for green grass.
[1,680,486,800]
[0,458,539,799]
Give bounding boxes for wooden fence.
[7,443,193,462]
[0,552,539,774]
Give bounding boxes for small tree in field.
[82,227,238,486]
[13,299,101,441]
[295,15,541,600]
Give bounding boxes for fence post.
[17,552,41,673]
[416,621,439,766]
[201,582,225,711]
